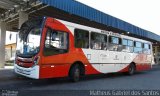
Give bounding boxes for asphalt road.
[0,65,160,96]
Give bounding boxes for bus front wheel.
[69,64,80,82]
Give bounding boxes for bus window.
[111,36,119,44]
[134,41,142,53]
[144,43,149,49]
[122,39,133,52]
[74,29,89,48]
[44,29,69,56]
[143,43,151,54]
[135,42,142,47]
[127,40,133,52]
[91,32,107,50]
[122,39,128,46]
[128,40,133,47]
[108,36,121,51]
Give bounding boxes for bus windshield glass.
[16,18,44,57]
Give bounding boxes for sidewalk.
[0,66,14,70]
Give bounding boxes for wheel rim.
[74,68,80,80]
[129,65,134,74]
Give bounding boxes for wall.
[5,43,16,61]
[5,31,17,61]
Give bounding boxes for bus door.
[41,27,69,77]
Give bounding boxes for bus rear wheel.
[69,64,80,82]
[128,63,136,75]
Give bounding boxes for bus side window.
[128,40,133,52]
[108,36,119,51]
[122,39,128,52]
[44,29,69,56]
[143,43,151,54]
[134,41,142,53]
[90,32,107,50]
[122,39,128,46]
[74,29,89,48]
[121,39,133,53]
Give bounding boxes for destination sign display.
[101,30,121,37]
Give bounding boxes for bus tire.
[69,64,80,82]
[128,63,136,75]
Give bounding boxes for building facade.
[153,43,160,64]
[5,43,16,61]
[5,31,17,61]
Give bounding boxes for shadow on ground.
[0,65,159,89]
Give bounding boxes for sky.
[76,0,160,35]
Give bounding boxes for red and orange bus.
[14,17,153,82]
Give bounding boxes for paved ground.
[0,65,160,96]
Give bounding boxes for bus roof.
[58,19,151,44]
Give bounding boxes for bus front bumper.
[14,64,39,79]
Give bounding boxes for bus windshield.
[16,18,44,57]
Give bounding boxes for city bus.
[14,17,153,82]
